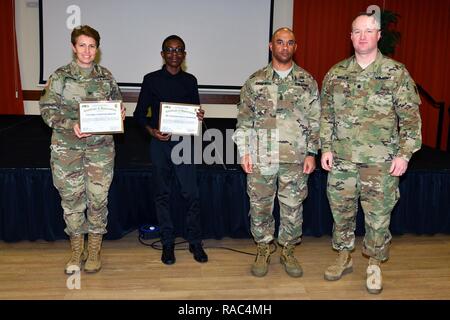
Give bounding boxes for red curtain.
[293,0,450,150]
[0,0,24,115]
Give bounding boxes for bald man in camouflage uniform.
[320,14,421,293]
[40,25,122,274]
[233,28,320,277]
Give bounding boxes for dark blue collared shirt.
[134,65,200,130]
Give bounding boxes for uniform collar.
[348,50,384,73]
[266,62,300,81]
[69,60,103,79]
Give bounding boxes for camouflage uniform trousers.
[50,133,115,236]
[327,157,400,261]
[247,163,308,246]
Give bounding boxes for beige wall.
[15,0,293,117]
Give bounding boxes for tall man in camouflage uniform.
[320,13,421,293]
[40,25,123,274]
[233,28,320,277]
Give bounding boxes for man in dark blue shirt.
[134,35,207,265]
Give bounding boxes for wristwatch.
[306,152,316,157]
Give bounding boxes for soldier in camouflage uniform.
[233,28,320,277]
[39,25,124,274]
[320,14,421,293]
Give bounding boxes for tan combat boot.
[366,257,383,294]
[280,244,303,277]
[324,250,353,281]
[65,234,87,274]
[84,233,103,273]
[251,243,270,277]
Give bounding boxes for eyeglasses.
[351,29,380,36]
[163,47,185,54]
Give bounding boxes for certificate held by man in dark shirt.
[159,102,201,136]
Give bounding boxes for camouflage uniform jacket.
[233,63,320,164]
[320,51,421,163]
[40,60,122,143]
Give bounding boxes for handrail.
[416,84,445,150]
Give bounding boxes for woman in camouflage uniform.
[39,25,124,274]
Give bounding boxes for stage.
[1,115,449,242]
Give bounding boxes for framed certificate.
[159,102,201,136]
[79,100,123,134]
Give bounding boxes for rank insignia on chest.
[255,81,272,85]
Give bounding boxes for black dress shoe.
[189,243,208,263]
[161,244,176,265]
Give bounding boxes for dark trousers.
[150,138,201,246]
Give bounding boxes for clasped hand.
[74,103,126,139]
[148,107,205,141]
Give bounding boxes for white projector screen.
[39,0,273,90]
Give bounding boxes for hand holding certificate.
[79,101,124,134]
[159,102,201,136]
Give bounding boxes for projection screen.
[39,0,273,90]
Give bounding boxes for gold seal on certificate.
[79,101,123,134]
[159,102,201,136]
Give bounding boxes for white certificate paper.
[79,101,123,134]
[159,102,200,136]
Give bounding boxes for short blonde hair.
[351,13,381,30]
